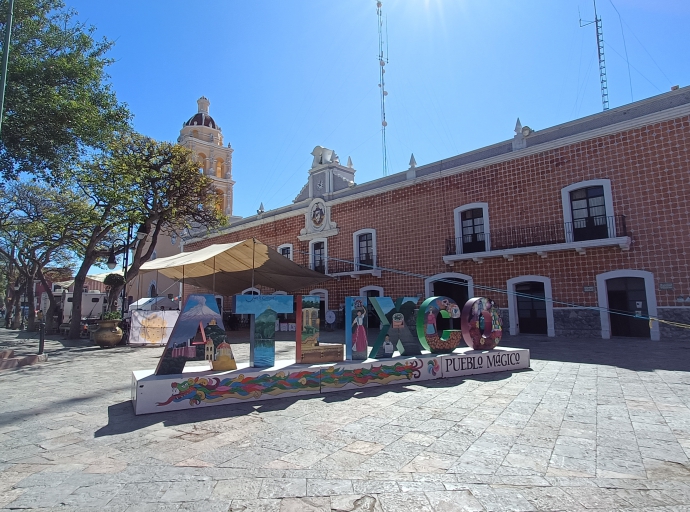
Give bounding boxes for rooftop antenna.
[580,0,609,111]
[376,1,389,176]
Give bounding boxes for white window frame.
[241,287,260,295]
[309,238,328,274]
[561,179,615,238]
[359,285,384,297]
[453,202,490,254]
[596,269,659,341]
[277,243,293,261]
[309,288,329,313]
[506,275,555,337]
[352,228,377,271]
[424,272,475,299]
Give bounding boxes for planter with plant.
[94,311,123,348]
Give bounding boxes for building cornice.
[186,96,690,245]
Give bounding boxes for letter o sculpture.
[461,297,503,350]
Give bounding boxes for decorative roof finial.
[409,153,417,168]
[514,118,522,136]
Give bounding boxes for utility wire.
[608,0,634,102]
[283,247,690,331]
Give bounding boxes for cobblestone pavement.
[1,328,690,511]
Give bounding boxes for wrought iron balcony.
[445,215,628,258]
[328,255,381,277]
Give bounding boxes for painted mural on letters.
[155,294,230,375]
[234,295,294,368]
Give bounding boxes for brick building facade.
[184,87,690,341]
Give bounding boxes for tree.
[66,133,226,338]
[0,0,130,182]
[0,182,90,331]
[103,272,124,312]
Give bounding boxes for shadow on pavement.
[501,334,690,372]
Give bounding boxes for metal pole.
[251,238,255,291]
[0,0,15,136]
[38,320,45,355]
[121,224,131,344]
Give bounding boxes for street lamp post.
[106,223,148,320]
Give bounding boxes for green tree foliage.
[66,133,226,338]
[0,182,92,330]
[0,0,130,181]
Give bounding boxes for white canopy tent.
[138,239,331,296]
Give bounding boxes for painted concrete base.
[131,346,530,415]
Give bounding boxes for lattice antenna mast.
[580,0,610,111]
[377,1,389,176]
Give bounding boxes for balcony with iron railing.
[328,254,382,278]
[444,215,630,263]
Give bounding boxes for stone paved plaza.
[1,329,690,511]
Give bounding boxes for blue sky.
[69,0,689,218]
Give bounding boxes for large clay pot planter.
[93,320,123,348]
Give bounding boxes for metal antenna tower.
[376,1,389,176]
[580,0,610,111]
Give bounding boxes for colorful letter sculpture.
[155,294,233,375]
[366,296,421,358]
[416,296,463,353]
[345,296,368,360]
[296,296,343,364]
[461,297,503,350]
[234,294,294,368]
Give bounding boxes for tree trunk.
[68,256,96,339]
[25,277,36,331]
[108,283,124,313]
[13,286,23,329]
[4,294,14,328]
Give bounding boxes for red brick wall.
[186,114,690,312]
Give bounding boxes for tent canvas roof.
[138,239,330,295]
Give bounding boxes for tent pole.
[251,238,256,291]
[213,257,216,295]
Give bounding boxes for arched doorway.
[507,276,555,337]
[596,270,659,340]
[425,272,474,331]
[360,286,384,330]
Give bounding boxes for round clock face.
[325,310,336,324]
[311,202,325,228]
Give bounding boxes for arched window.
[453,203,490,254]
[149,281,157,298]
[561,179,615,242]
[352,229,377,270]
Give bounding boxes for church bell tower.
[177,97,236,218]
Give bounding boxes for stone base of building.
[554,308,601,338]
[657,308,690,341]
[131,347,530,415]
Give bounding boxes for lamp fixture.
[106,247,117,270]
[136,223,148,241]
